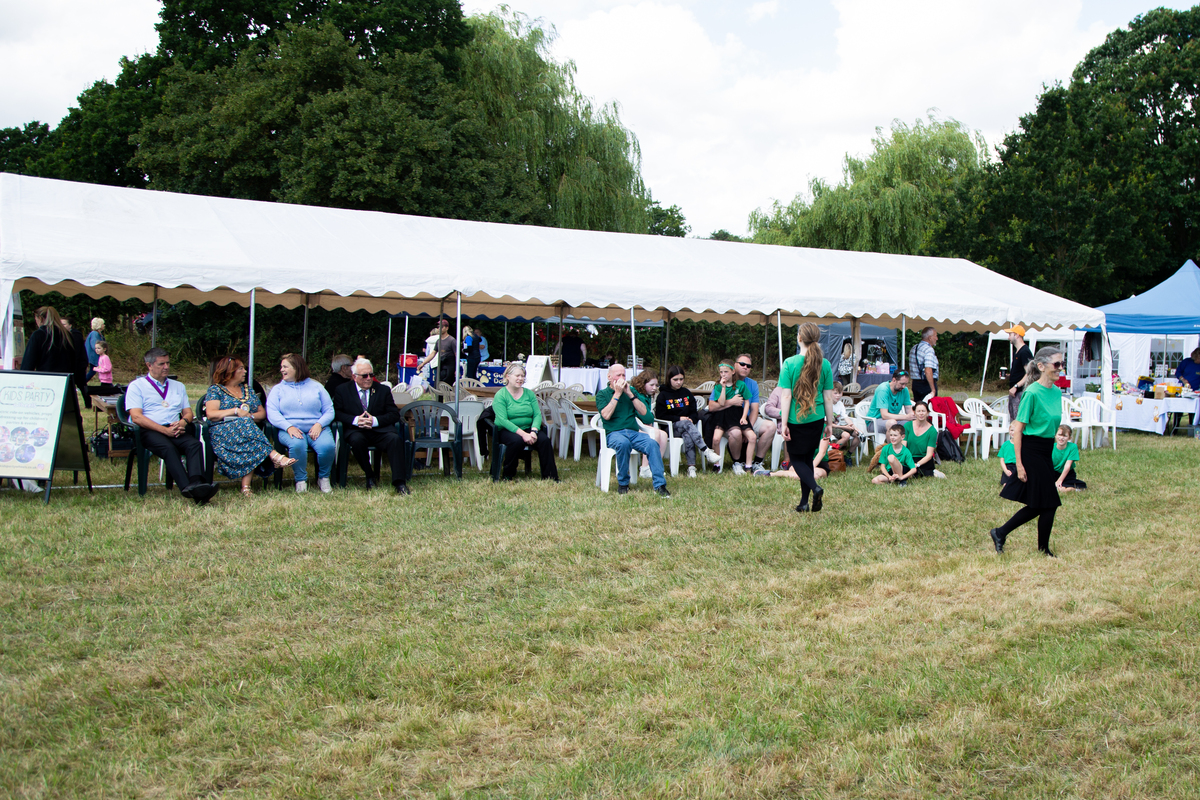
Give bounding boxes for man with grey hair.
[326,354,354,395]
[124,347,218,504]
[908,327,939,400]
[331,357,410,494]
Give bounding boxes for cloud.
[748,1,779,23]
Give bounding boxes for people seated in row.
[493,363,559,481]
[707,361,757,474]
[732,354,776,473]
[1052,424,1086,491]
[125,347,219,504]
[904,401,946,479]
[654,366,721,477]
[266,352,335,493]
[631,369,669,478]
[331,357,411,494]
[872,424,917,486]
[597,364,669,496]
[204,356,296,497]
[865,370,914,433]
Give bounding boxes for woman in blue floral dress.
[204,356,295,496]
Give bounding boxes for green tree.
[749,116,987,254]
[706,229,746,242]
[0,121,51,175]
[932,7,1199,305]
[647,200,689,236]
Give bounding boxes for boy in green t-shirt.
[1052,424,1087,491]
[872,424,916,486]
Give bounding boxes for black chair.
[117,394,203,496]
[266,420,339,489]
[405,402,462,479]
[335,420,415,487]
[489,442,532,482]
[199,395,281,490]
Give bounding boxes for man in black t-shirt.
[556,332,586,368]
[1004,325,1033,420]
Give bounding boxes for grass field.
[2,428,1199,798]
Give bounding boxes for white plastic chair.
[695,380,716,393]
[1074,396,1116,450]
[562,398,599,461]
[450,400,485,470]
[963,398,1006,460]
[590,414,644,492]
[1061,396,1087,445]
[642,418,683,477]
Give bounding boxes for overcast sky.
[1,0,1190,236]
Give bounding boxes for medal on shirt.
[146,375,170,407]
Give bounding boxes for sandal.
[241,484,253,497]
[270,451,298,468]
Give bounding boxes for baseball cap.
[1002,325,1026,336]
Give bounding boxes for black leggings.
[785,419,824,504]
[997,505,1057,552]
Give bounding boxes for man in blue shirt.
[732,353,776,473]
[1175,347,1200,390]
[866,371,915,434]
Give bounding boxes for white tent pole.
[851,318,861,384]
[901,315,906,369]
[0,282,13,370]
[980,336,991,396]
[385,317,392,383]
[301,295,309,360]
[402,314,409,375]
[776,311,783,367]
[1101,321,1113,446]
[248,288,256,384]
[530,323,534,356]
[630,307,637,373]
[503,321,507,361]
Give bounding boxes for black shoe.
[811,485,824,512]
[364,477,376,490]
[191,483,218,505]
[795,502,810,512]
[1040,547,1056,558]
[655,486,671,498]
[989,528,1005,553]
[896,479,908,487]
[617,485,629,495]
[180,483,199,499]
[395,482,410,495]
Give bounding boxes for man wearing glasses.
[331,358,411,494]
[865,370,916,434]
[731,354,776,473]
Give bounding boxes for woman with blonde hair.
[777,322,835,512]
[631,369,668,478]
[492,363,558,480]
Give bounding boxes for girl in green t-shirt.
[777,323,836,512]
[1052,424,1087,491]
[708,362,757,474]
[902,400,945,478]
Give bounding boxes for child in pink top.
[95,341,114,386]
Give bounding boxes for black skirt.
[999,435,1062,509]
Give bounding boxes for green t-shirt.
[778,354,834,425]
[867,381,913,419]
[710,381,751,406]
[881,442,916,474]
[1016,381,1062,438]
[903,421,938,463]
[1051,441,1080,473]
[595,385,654,432]
[493,387,542,433]
[996,439,1016,463]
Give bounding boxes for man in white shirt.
[124,347,217,504]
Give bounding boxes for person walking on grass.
[778,322,835,513]
[989,346,1065,556]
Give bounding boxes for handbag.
[826,446,847,473]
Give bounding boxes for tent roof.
[0,173,1104,333]
[1095,260,1200,334]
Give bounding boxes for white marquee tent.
[1,173,1108,403]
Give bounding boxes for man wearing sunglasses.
[332,358,411,494]
[732,354,776,473]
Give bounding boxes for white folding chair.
[642,418,683,477]
[1074,396,1116,450]
[1061,396,1087,445]
[963,398,1006,460]
[590,414,644,492]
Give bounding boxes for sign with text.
[525,355,553,386]
[0,372,90,499]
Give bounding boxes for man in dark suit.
[332,358,411,494]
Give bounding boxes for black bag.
[936,427,965,463]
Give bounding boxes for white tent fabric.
[1,174,1105,333]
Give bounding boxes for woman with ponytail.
[777,322,836,512]
[22,306,88,397]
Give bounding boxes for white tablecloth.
[556,366,603,394]
[1112,395,1199,434]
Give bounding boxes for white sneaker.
[295,480,307,493]
[703,449,721,466]
[317,477,333,493]
[732,462,745,476]
[639,465,652,479]
[687,466,697,478]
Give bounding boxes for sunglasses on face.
[736,361,751,368]
[1048,361,1064,369]
[355,372,374,378]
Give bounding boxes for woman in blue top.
[989,346,1064,556]
[778,323,836,512]
[267,352,336,493]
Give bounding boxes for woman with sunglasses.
[989,346,1064,556]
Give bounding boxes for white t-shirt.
[830,399,849,425]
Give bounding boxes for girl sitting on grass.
[1052,424,1086,491]
[902,400,945,478]
[872,424,916,486]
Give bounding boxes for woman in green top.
[1052,424,1086,491]
[903,400,945,478]
[493,363,559,481]
[778,322,836,512]
[990,346,1064,556]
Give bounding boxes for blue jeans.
[607,429,666,489]
[278,428,335,482]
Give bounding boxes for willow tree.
[749,117,986,253]
[459,11,649,233]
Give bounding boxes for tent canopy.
[1096,260,1200,334]
[1,173,1104,333]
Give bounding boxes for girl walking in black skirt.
[990,346,1065,556]
[778,322,836,512]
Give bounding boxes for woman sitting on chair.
[631,369,668,479]
[493,363,559,481]
[204,356,295,497]
[267,352,336,493]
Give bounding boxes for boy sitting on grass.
[872,424,916,486]
[1053,423,1087,491]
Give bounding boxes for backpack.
[936,427,965,463]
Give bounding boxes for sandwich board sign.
[524,355,554,386]
[0,371,92,503]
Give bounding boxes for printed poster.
[0,372,68,481]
